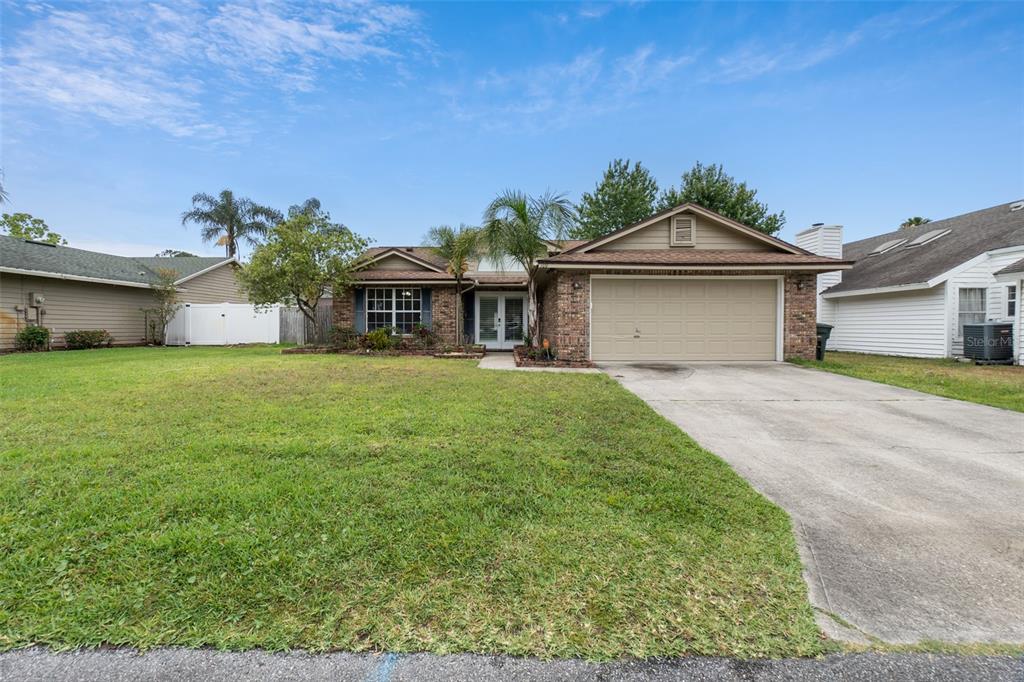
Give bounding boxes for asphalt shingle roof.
[0,235,229,286]
[995,257,1024,277]
[825,201,1024,295]
[540,250,847,266]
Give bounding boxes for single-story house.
[994,257,1024,365]
[0,235,248,350]
[334,203,851,362]
[796,200,1024,362]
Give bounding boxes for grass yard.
[0,347,823,659]
[793,352,1024,413]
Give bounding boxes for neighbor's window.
[957,288,986,338]
[366,288,421,333]
[1007,285,1017,318]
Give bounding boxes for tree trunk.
[296,297,320,344]
[527,276,539,347]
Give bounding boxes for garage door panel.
[592,278,777,361]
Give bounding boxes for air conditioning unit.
[962,322,1013,364]
[28,293,45,307]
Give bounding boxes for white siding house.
[799,201,1024,363]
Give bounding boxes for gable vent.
[671,215,696,246]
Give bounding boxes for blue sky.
[2,1,1022,257]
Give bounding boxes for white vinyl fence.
[165,303,281,346]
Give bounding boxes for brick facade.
[429,285,459,346]
[537,270,819,362]
[782,273,817,360]
[331,285,460,346]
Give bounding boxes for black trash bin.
[815,323,834,361]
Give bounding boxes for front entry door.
[477,293,527,349]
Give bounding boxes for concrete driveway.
[601,362,1024,644]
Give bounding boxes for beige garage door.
[591,278,778,361]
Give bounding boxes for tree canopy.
[900,217,932,229]
[657,162,785,235]
[181,190,282,258]
[570,159,659,240]
[239,211,368,343]
[155,249,198,258]
[1,212,66,245]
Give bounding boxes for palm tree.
[181,190,282,258]
[427,224,481,346]
[900,216,931,229]
[483,190,574,347]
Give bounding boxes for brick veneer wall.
[331,285,459,346]
[538,269,819,362]
[430,285,459,345]
[782,273,817,360]
[332,288,354,328]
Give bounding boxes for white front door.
[476,293,527,349]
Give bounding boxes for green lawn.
[793,352,1024,413]
[0,347,823,659]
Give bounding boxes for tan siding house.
[1,236,249,350]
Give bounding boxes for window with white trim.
[670,215,695,246]
[957,288,986,339]
[1007,285,1017,318]
[366,288,422,333]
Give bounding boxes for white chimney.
[794,223,843,323]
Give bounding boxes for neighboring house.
[796,200,1024,362]
[0,235,247,350]
[334,203,850,362]
[994,258,1023,365]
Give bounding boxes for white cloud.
[456,44,694,132]
[2,1,426,139]
[709,4,958,83]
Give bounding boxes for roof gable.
[358,247,447,272]
[569,204,805,255]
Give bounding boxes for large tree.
[155,249,197,258]
[657,162,785,235]
[426,224,481,346]
[239,211,368,344]
[483,190,574,347]
[900,216,932,229]
[571,159,658,240]
[1,212,66,245]
[181,190,282,258]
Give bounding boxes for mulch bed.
[282,346,482,359]
[512,345,596,368]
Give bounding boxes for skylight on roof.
[868,238,906,256]
[904,229,951,248]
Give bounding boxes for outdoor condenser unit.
[962,322,1013,364]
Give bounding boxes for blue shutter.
[421,288,432,328]
[462,289,474,344]
[354,288,366,333]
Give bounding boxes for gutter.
[0,266,154,289]
[540,263,853,272]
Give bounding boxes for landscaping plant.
[63,329,113,349]
[14,324,49,351]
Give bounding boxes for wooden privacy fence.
[279,300,333,345]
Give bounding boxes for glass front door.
[476,293,527,349]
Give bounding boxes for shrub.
[411,323,439,349]
[361,327,396,351]
[328,325,359,350]
[15,325,50,351]
[64,329,113,350]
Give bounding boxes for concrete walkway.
[1,648,1020,682]
[601,362,1024,644]
[477,352,600,373]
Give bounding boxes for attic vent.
[670,215,695,246]
[904,228,951,248]
[1011,201,1024,212]
[24,239,58,248]
[868,238,906,256]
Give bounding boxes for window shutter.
[354,288,366,333]
[421,288,433,328]
[672,216,695,246]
